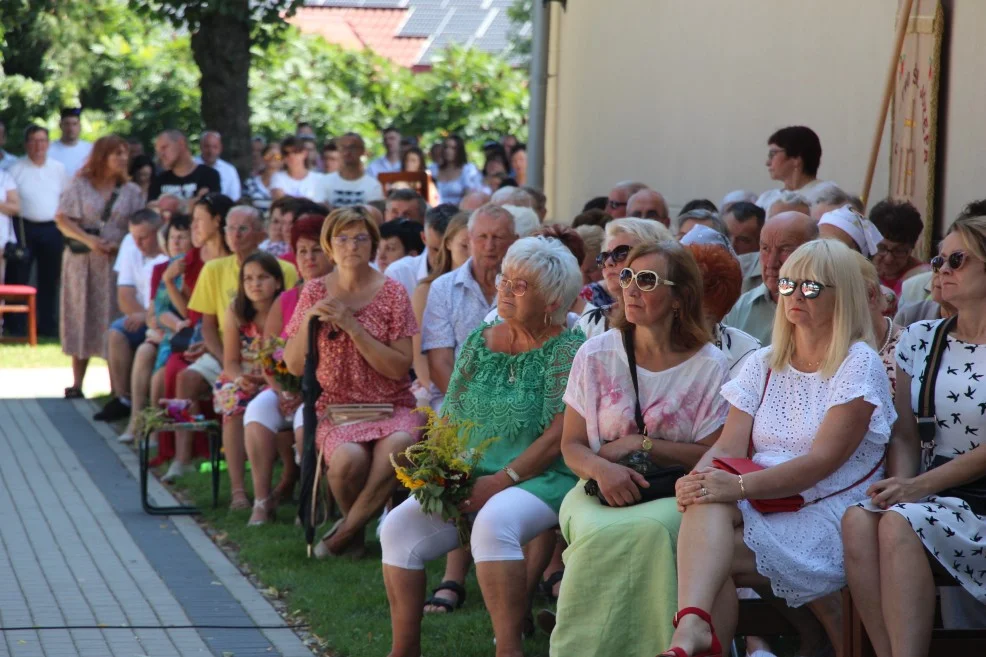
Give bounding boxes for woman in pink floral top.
[284,206,421,558]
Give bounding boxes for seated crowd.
[15,118,986,657]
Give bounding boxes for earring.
[544,313,550,326]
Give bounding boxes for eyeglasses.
[931,251,968,273]
[596,244,632,269]
[619,267,675,292]
[495,274,528,297]
[876,243,911,258]
[225,224,251,235]
[265,153,283,162]
[777,277,833,299]
[767,148,785,159]
[607,199,628,210]
[333,233,372,247]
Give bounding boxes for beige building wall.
[544,0,985,233]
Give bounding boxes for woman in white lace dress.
[842,207,986,657]
[660,239,896,657]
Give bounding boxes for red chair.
[0,284,37,346]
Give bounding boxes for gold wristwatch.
[641,435,653,451]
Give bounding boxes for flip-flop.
[313,518,345,559]
[423,580,467,613]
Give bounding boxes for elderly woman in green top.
[380,236,585,657]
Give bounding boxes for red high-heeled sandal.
[659,607,722,657]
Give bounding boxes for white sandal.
[247,496,275,526]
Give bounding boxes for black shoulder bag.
[917,316,986,514]
[3,216,31,263]
[584,327,687,506]
[64,184,121,254]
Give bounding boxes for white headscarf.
[818,205,884,258]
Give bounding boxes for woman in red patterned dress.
[284,206,421,558]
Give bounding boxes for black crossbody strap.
[101,184,122,225]
[16,216,27,243]
[917,316,957,433]
[622,327,646,436]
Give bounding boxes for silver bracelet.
[502,466,521,484]
[738,475,746,500]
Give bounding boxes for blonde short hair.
[605,217,673,248]
[502,236,583,325]
[948,212,986,264]
[770,239,875,377]
[320,206,381,260]
[852,250,885,313]
[574,225,604,260]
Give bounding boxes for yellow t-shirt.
[188,254,298,339]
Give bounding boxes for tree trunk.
[190,2,252,185]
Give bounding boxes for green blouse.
[442,325,585,512]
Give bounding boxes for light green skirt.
[550,482,681,657]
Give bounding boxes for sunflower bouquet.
[391,407,498,544]
[257,337,301,394]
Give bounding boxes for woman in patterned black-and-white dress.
[843,205,986,657]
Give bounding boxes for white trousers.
[380,486,557,570]
[243,388,303,433]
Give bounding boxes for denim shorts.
[110,316,148,350]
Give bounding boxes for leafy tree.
[507,0,534,65]
[129,0,305,176]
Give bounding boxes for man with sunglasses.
[723,211,817,345]
[626,188,670,226]
[149,130,221,203]
[605,181,648,219]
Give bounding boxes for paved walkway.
[0,398,313,657]
[0,368,110,400]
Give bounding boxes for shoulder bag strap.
[621,327,646,436]
[16,215,27,243]
[806,446,888,506]
[747,368,772,458]
[916,315,957,442]
[101,184,122,225]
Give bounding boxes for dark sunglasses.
[596,244,632,268]
[931,251,968,273]
[607,199,628,210]
[777,277,833,299]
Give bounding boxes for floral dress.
[58,179,143,358]
[213,322,264,417]
[861,319,986,602]
[285,276,422,460]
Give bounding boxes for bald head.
[626,189,669,226]
[607,181,648,219]
[759,211,818,300]
[460,190,491,212]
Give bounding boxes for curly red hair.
[78,135,129,185]
[685,243,742,322]
[534,223,586,266]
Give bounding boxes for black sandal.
[64,387,84,399]
[423,580,467,613]
[538,569,564,601]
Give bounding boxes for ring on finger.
[700,486,708,497]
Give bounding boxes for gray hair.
[200,130,222,143]
[720,190,758,212]
[614,180,649,195]
[227,204,264,230]
[129,208,163,227]
[671,209,728,238]
[502,205,540,237]
[520,186,547,215]
[811,183,853,208]
[605,217,673,247]
[467,203,515,235]
[501,236,583,326]
[491,186,534,208]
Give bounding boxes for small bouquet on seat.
[138,399,206,436]
[390,407,498,544]
[257,337,301,394]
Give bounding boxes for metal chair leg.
[140,429,200,516]
[210,427,221,509]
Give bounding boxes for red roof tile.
[290,7,427,69]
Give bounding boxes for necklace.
[507,325,554,384]
[792,352,822,369]
[878,316,894,353]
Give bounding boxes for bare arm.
[221,307,242,379]
[264,296,285,339]
[54,211,100,248]
[427,348,455,393]
[691,406,755,472]
[348,328,413,380]
[887,366,922,479]
[411,283,431,387]
[163,259,189,317]
[201,313,224,362]
[0,189,19,217]
[506,413,565,481]
[117,286,144,316]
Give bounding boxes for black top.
[148,165,222,201]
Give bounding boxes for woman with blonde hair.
[56,135,145,397]
[842,202,986,657]
[283,205,421,558]
[664,239,895,657]
[552,240,731,657]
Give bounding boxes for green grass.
[173,468,554,657]
[0,338,80,368]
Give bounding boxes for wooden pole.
[860,0,915,207]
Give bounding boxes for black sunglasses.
[596,244,632,269]
[777,277,833,299]
[931,251,968,273]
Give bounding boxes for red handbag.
[711,369,885,514]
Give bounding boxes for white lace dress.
[720,342,896,606]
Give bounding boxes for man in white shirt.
[319,133,383,207]
[95,209,168,422]
[6,125,70,337]
[366,127,403,179]
[47,107,93,178]
[196,131,242,201]
[0,120,16,172]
